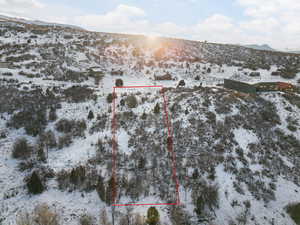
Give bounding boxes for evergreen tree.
[178,80,185,87]
[194,196,204,217]
[87,110,94,120]
[49,107,57,121]
[192,168,199,179]
[96,176,106,202]
[120,99,125,106]
[141,112,147,120]
[154,103,160,114]
[37,140,46,162]
[115,79,124,87]
[107,93,114,103]
[105,177,115,205]
[146,207,160,225]
[138,156,146,169]
[26,171,45,194]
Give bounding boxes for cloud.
[0,1,299,50]
[236,0,300,49]
[74,4,148,34]
[239,17,280,33]
[197,14,234,31]
[154,22,188,36]
[0,0,44,15]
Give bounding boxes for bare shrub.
[34,203,60,225]
[79,213,95,225]
[16,212,34,225]
[16,203,60,225]
[99,208,111,225]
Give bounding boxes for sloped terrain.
[0,16,300,225]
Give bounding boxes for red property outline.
[111,85,180,206]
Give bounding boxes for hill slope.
[0,15,300,225]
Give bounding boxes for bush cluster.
[8,109,47,136]
[16,203,60,225]
[12,138,32,159]
[63,86,95,103]
[55,118,87,137]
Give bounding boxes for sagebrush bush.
[12,138,32,159]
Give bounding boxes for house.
[224,79,256,94]
[277,82,294,91]
[154,72,172,81]
[255,82,295,92]
[110,69,123,76]
[224,79,296,94]
[89,67,103,72]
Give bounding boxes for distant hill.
[287,50,300,54]
[0,14,84,30]
[244,44,275,51]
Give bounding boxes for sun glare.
[147,34,158,42]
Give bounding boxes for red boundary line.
[111,85,180,206]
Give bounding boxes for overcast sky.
[1,0,299,50]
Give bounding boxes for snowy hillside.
[0,15,300,225]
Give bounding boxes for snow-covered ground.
[1,15,300,225]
